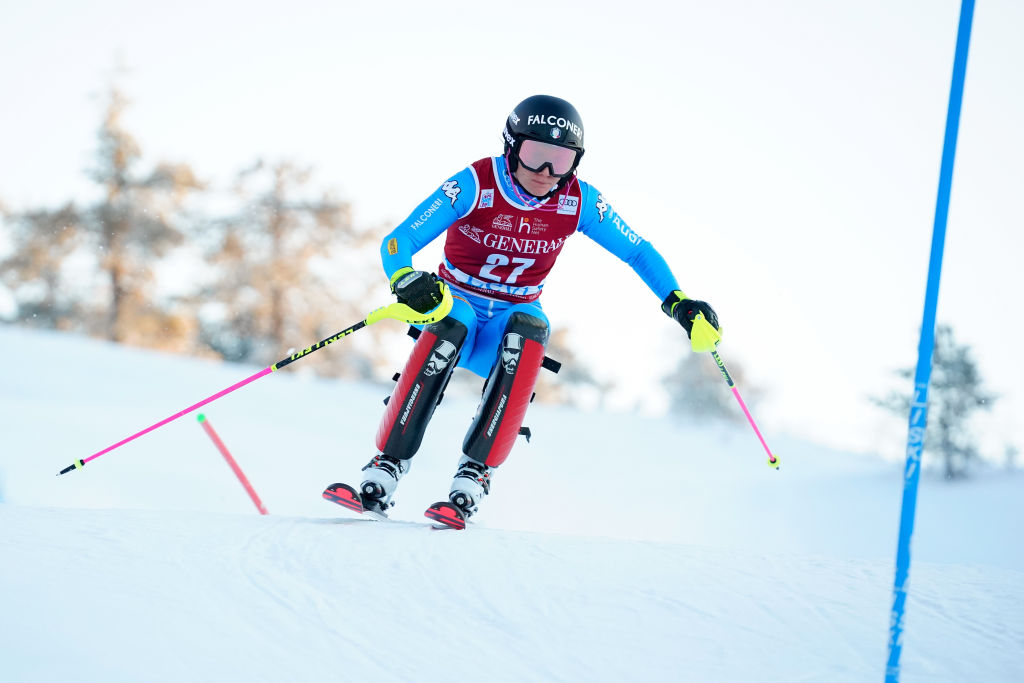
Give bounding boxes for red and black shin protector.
[376,316,467,459]
[463,312,549,468]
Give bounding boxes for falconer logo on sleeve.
[387,238,398,255]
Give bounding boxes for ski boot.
[359,452,409,515]
[448,454,492,518]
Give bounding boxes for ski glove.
[661,291,720,338]
[390,267,445,314]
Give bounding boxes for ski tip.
[323,483,365,514]
[424,501,466,530]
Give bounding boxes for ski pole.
[56,287,454,475]
[689,311,780,470]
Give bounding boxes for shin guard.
[463,312,549,468]
[376,316,467,459]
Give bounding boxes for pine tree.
[532,327,608,406]
[663,349,756,423]
[873,325,996,478]
[0,202,83,329]
[83,85,202,347]
[197,159,378,377]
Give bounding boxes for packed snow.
[2,324,1022,682]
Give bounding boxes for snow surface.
[2,324,1022,682]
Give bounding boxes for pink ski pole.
[688,311,779,469]
[198,414,268,515]
[710,349,779,469]
[57,288,454,475]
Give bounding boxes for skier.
[357,94,719,521]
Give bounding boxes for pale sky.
[3,0,1022,460]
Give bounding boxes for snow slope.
[2,324,1023,681]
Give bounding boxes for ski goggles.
[515,139,581,177]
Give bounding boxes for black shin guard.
[463,312,549,468]
[376,316,467,459]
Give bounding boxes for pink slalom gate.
[198,413,268,515]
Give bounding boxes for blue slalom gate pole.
[885,2,974,681]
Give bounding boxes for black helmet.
[503,95,585,183]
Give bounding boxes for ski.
[424,501,466,530]
[322,483,464,529]
[322,482,395,521]
[322,483,365,513]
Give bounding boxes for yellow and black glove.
[661,290,720,338]
[390,268,445,314]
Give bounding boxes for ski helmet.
[503,95,585,183]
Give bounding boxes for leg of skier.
[449,306,549,517]
[360,298,475,513]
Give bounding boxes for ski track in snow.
[3,505,1023,682]
[2,326,1024,681]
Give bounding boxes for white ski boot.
[359,452,410,514]
[449,454,492,518]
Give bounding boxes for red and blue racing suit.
[381,155,681,378]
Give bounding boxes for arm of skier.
[576,183,720,337]
[380,167,478,310]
